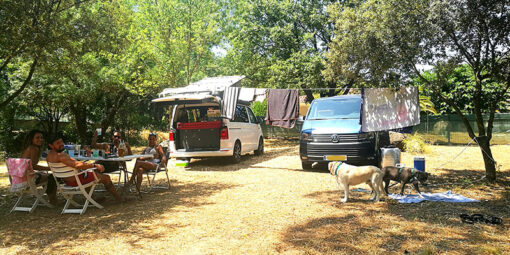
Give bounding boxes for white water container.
[381,147,401,168]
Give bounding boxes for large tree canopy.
[326,0,510,181]
[223,0,348,101]
[0,0,79,109]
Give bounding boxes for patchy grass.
[0,141,509,254]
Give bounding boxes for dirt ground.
[0,140,509,255]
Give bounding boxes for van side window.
[233,105,249,123]
[246,107,257,123]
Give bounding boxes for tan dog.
[328,161,385,202]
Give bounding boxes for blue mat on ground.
[388,190,479,203]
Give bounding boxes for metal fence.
[259,113,510,145]
[415,113,510,145]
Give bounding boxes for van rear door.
[172,103,222,151]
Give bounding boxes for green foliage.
[403,133,429,154]
[222,0,344,100]
[415,65,508,114]
[325,0,510,180]
[250,99,267,117]
[0,105,22,158]
[418,86,438,115]
[135,0,222,87]
[0,1,76,109]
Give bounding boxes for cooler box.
[414,156,425,172]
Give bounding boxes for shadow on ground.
[284,169,510,254]
[188,140,330,173]
[186,144,299,172]
[0,180,238,251]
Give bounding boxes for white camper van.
[153,76,264,163]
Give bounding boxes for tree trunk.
[70,102,89,144]
[100,92,129,133]
[301,85,314,103]
[476,135,496,181]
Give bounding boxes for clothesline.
[246,87,355,91]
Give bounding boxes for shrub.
[250,99,267,117]
[403,132,429,153]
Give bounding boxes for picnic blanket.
[388,190,479,203]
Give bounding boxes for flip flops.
[460,213,503,225]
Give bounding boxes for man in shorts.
[46,134,124,202]
[91,130,132,173]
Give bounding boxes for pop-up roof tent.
[152,75,245,104]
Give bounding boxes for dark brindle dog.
[381,166,429,197]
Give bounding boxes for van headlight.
[301,133,312,141]
[358,132,374,140]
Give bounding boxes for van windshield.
[307,97,361,120]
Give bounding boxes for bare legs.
[96,173,123,201]
[127,160,157,194]
[36,174,59,205]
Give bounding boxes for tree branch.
[448,30,476,67]
[0,57,38,109]
[411,63,477,138]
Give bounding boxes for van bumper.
[299,140,377,166]
[170,149,233,158]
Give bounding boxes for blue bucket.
[414,156,425,172]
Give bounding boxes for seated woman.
[127,133,167,194]
[20,130,58,205]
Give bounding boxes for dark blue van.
[299,95,389,170]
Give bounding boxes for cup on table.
[96,128,102,136]
[68,150,75,156]
[92,150,99,158]
[118,148,125,157]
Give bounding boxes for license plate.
[324,155,347,161]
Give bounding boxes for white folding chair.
[145,160,170,191]
[144,147,171,190]
[7,158,54,213]
[48,162,103,215]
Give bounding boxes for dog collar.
[334,162,342,176]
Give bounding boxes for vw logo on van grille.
[331,134,340,143]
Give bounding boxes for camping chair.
[7,158,54,213]
[48,162,103,215]
[145,148,171,191]
[96,162,125,192]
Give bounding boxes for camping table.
[72,154,154,184]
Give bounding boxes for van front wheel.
[302,161,313,170]
[232,141,242,163]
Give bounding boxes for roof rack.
[158,76,245,98]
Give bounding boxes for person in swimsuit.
[20,130,58,205]
[127,133,167,194]
[46,134,125,202]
